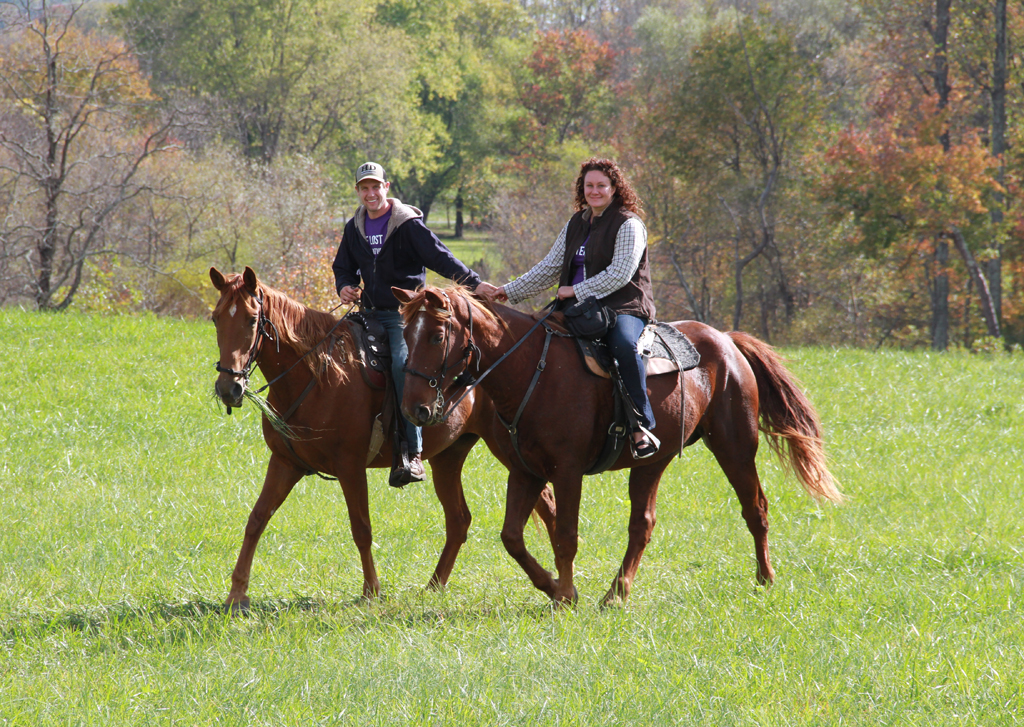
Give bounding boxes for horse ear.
[242,266,259,296]
[210,267,226,291]
[392,287,415,305]
[424,289,447,311]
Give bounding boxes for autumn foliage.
[517,30,617,148]
[1,0,1022,350]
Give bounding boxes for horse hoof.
[550,586,579,609]
[600,592,627,610]
[224,597,250,616]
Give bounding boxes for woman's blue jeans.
[374,310,423,455]
[606,313,656,431]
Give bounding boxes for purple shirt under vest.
[364,207,392,255]
[568,233,590,286]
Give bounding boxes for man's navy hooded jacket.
[332,198,481,310]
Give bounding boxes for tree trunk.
[419,197,434,225]
[932,0,952,151]
[36,46,62,310]
[963,274,973,348]
[667,247,705,322]
[932,238,949,351]
[951,227,1000,337]
[759,282,772,344]
[988,0,1007,329]
[927,0,952,348]
[454,191,464,239]
[732,226,746,330]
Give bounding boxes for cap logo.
[356,162,386,183]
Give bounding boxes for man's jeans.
[374,310,423,455]
[606,313,656,431]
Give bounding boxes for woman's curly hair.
[572,158,644,217]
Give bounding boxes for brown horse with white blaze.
[209,267,556,611]
[396,285,842,607]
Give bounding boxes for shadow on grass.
[1,593,565,642]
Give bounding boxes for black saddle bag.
[563,296,617,339]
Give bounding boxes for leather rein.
[404,295,559,477]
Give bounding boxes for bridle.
[402,291,480,420]
[213,289,279,413]
[214,289,356,414]
[403,292,556,424]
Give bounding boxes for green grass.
[1,309,1022,725]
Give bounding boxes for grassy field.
[1,308,1022,725]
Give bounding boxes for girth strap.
[583,387,629,476]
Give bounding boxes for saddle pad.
[578,323,700,378]
[580,349,680,378]
[639,323,700,371]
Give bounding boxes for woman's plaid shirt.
[504,216,647,305]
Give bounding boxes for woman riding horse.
[482,158,659,459]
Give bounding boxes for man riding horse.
[332,161,502,485]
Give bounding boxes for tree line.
[1,0,1021,350]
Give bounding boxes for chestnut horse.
[396,285,842,607]
[209,267,555,611]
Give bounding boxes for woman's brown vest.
[559,201,656,321]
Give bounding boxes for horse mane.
[398,284,508,333]
[216,273,354,381]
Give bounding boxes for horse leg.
[706,421,775,585]
[334,460,380,598]
[532,485,562,573]
[424,434,478,590]
[601,461,670,608]
[500,470,562,601]
[224,454,305,614]
[548,478,584,605]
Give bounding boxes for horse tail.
[728,332,843,504]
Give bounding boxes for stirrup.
[631,427,660,460]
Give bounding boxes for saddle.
[347,312,409,474]
[572,321,700,475]
[575,322,700,379]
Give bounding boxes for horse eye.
[249,317,257,327]
[430,333,443,345]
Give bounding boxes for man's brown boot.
[389,453,427,487]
